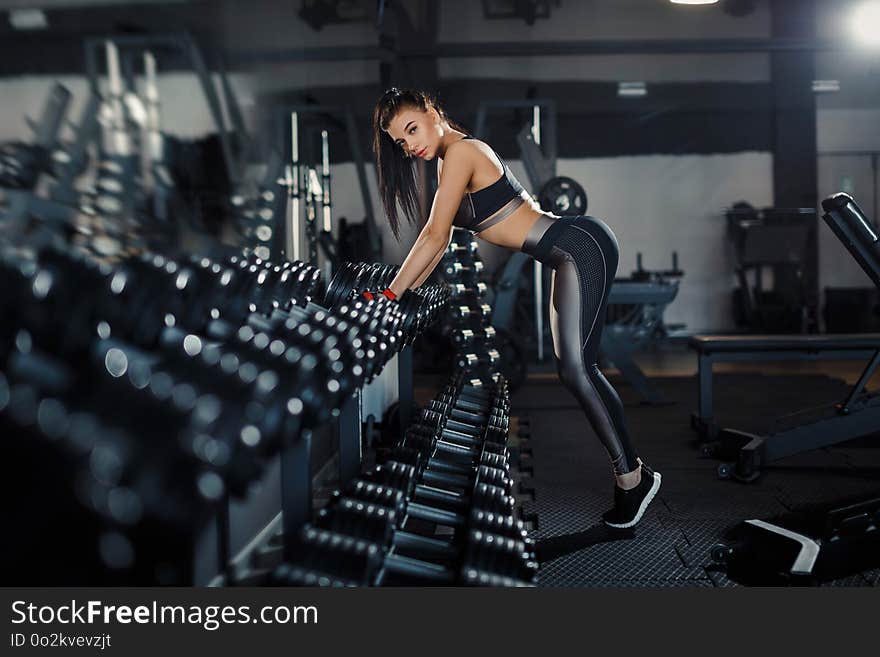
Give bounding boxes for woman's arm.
[412,231,451,288]
[386,143,473,296]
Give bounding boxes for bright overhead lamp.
[9,8,48,30]
[850,1,880,48]
[669,0,720,5]
[812,80,840,93]
[618,82,647,98]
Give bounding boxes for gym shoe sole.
[604,470,662,529]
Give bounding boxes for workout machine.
[726,203,819,334]
[691,192,880,482]
[602,253,684,405]
[711,495,880,585]
[273,105,382,274]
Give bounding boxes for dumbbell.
[430,391,508,421]
[451,326,496,347]
[323,262,361,308]
[275,522,536,586]
[448,282,488,298]
[363,460,514,529]
[412,408,508,451]
[282,298,401,367]
[448,320,494,337]
[247,301,400,386]
[387,441,510,493]
[0,141,47,189]
[449,303,492,321]
[115,336,307,480]
[450,230,476,246]
[443,261,484,280]
[3,400,212,543]
[327,485,536,586]
[401,426,510,479]
[442,380,507,402]
[158,318,347,430]
[435,383,510,415]
[318,496,536,581]
[446,242,478,257]
[448,379,506,397]
[227,256,319,310]
[424,395,509,431]
[228,324,366,405]
[391,434,510,475]
[343,470,514,540]
[345,478,523,546]
[456,348,501,371]
[395,287,449,340]
[424,397,508,433]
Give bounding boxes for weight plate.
[537,176,588,216]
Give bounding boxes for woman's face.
[385,106,443,161]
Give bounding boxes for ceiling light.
[670,1,720,5]
[9,8,48,30]
[850,1,880,48]
[812,80,840,93]
[618,82,647,98]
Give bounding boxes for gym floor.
[416,344,880,587]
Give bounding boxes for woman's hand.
[361,289,397,301]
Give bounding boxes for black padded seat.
[689,334,880,354]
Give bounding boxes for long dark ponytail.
[372,88,468,241]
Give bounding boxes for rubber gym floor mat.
[523,484,712,585]
[542,576,715,588]
[861,569,880,586]
[517,372,880,587]
[536,519,711,586]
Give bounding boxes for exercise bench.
[689,193,880,481]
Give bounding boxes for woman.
[371,88,660,529]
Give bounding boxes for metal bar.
[398,345,414,441]
[217,494,232,585]
[692,349,877,363]
[761,408,880,462]
[489,251,529,328]
[219,61,247,140]
[601,336,666,405]
[281,433,312,560]
[532,105,544,362]
[225,38,849,66]
[337,389,363,485]
[698,353,714,426]
[32,83,71,149]
[321,130,331,233]
[343,107,381,258]
[321,129,333,281]
[51,92,101,204]
[289,111,300,261]
[841,350,880,412]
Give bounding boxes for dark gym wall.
[0,0,878,329]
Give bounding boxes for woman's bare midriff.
[474,192,557,251]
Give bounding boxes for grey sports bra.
[451,136,527,233]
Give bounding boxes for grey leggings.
[522,214,640,476]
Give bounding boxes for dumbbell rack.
[221,260,450,584]
[440,229,504,383]
[0,247,447,585]
[268,372,539,586]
